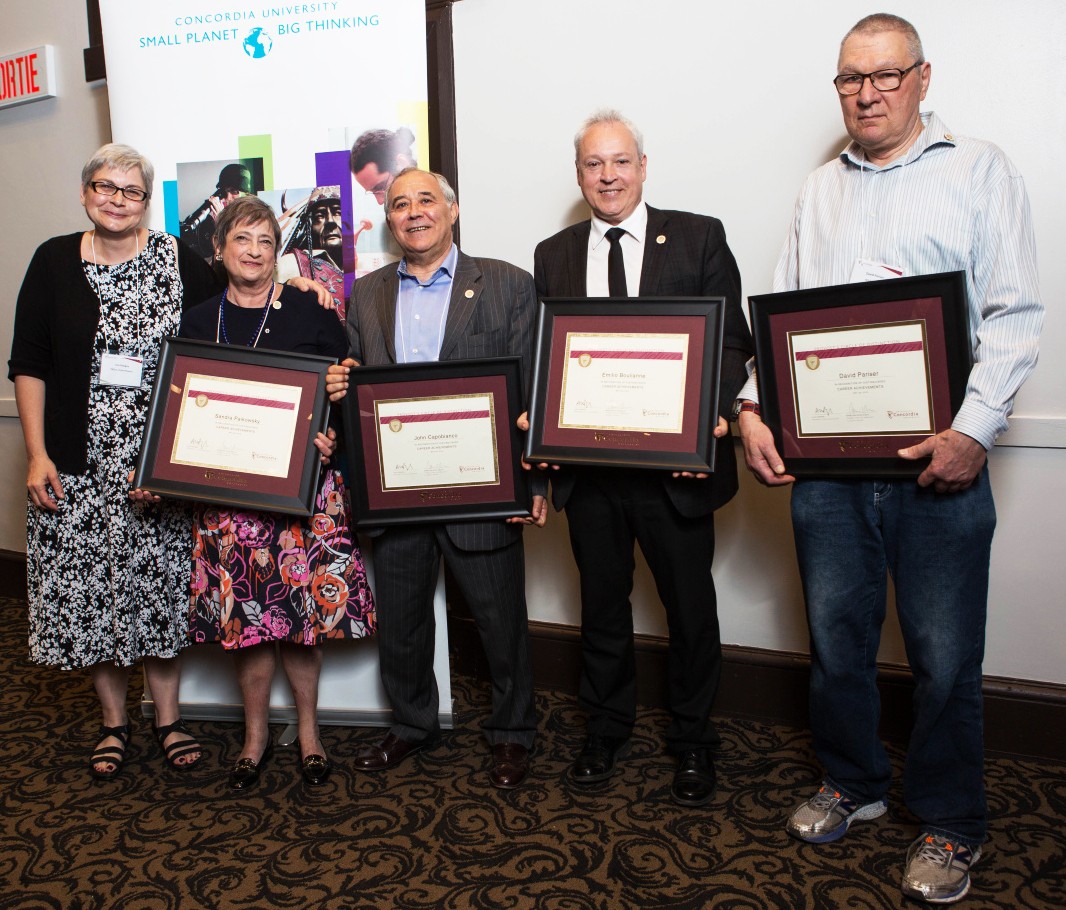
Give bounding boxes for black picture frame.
[748,271,971,478]
[133,337,333,515]
[525,297,726,471]
[341,356,531,526]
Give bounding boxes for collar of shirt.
[589,203,649,249]
[396,243,459,286]
[394,243,459,363]
[587,203,648,296]
[841,110,957,172]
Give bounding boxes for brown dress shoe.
[489,742,529,789]
[353,732,434,772]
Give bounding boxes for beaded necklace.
[217,281,275,347]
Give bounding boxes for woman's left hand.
[286,276,336,309]
[314,428,338,464]
[127,470,162,503]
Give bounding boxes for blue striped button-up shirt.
[743,111,1043,449]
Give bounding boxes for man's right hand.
[326,358,359,401]
[27,453,64,511]
[738,410,795,487]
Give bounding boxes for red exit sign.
[0,45,56,110]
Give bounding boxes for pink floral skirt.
[188,468,374,648]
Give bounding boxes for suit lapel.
[376,267,400,362]
[438,251,480,361]
[566,223,590,296]
[639,205,669,296]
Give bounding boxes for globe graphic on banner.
[242,28,273,58]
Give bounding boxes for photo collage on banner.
[100,0,429,311]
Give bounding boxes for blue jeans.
[791,469,995,844]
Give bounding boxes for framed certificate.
[342,357,531,526]
[748,271,971,478]
[525,298,726,471]
[133,338,333,515]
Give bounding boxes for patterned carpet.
[1,595,1064,910]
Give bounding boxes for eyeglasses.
[89,181,149,203]
[833,62,922,96]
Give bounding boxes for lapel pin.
[272,300,282,309]
[656,235,666,245]
[465,289,474,298]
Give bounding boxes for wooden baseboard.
[449,614,1066,763]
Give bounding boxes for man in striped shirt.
[735,13,1042,905]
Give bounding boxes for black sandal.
[154,718,203,771]
[90,723,131,780]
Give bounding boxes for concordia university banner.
[98,0,449,727]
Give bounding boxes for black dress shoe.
[671,749,717,806]
[229,740,274,791]
[569,734,628,785]
[353,732,436,772]
[489,742,529,789]
[301,753,331,786]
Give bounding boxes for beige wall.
[0,1,112,549]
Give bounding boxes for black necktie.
[605,227,628,297]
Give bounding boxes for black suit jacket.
[533,206,753,517]
[348,249,539,551]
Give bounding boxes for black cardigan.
[8,231,221,474]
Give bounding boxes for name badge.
[99,352,144,387]
[850,259,905,283]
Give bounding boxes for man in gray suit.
[327,168,542,788]
[533,111,753,806]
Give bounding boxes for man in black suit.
[533,110,753,805]
[327,168,543,788]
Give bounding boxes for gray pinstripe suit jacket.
[347,248,539,551]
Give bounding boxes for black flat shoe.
[90,723,131,780]
[229,740,274,791]
[301,753,331,786]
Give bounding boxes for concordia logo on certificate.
[374,393,500,491]
[171,373,302,478]
[559,332,689,434]
[787,320,934,437]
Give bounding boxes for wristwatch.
[730,398,760,421]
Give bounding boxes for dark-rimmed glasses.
[90,181,150,203]
[833,62,922,96]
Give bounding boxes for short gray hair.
[574,109,644,161]
[80,143,155,198]
[385,167,457,208]
[212,195,281,254]
[840,13,924,68]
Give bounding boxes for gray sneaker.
[786,782,888,843]
[902,833,982,903]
